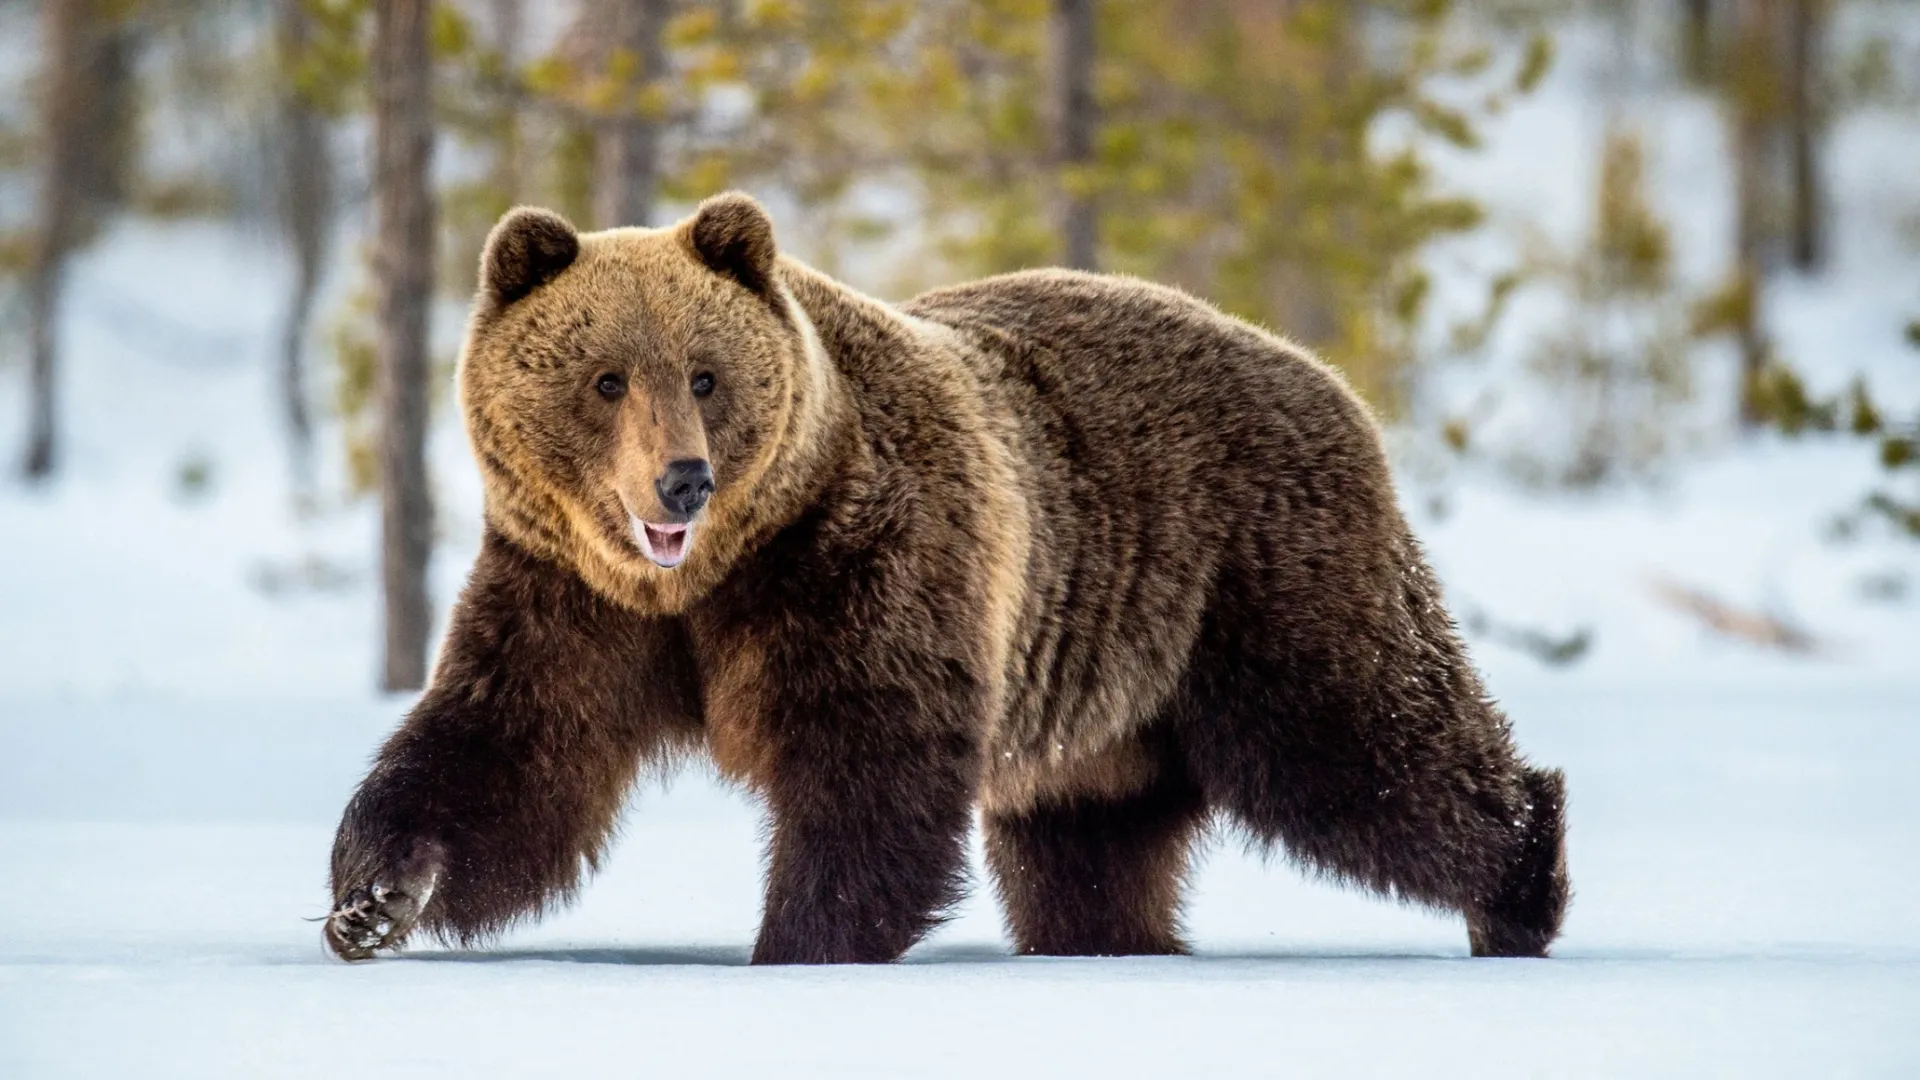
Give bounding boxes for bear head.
[458,192,836,614]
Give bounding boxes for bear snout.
[655,457,715,519]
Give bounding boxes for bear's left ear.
[685,192,777,296]
[480,207,580,308]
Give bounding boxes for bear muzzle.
[631,457,714,568]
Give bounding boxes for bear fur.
[326,192,1570,964]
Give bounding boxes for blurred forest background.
[2,0,1917,690]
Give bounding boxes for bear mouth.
[631,517,694,569]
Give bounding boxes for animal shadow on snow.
[399,943,1475,967]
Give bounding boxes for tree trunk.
[278,0,333,491]
[1050,0,1097,270]
[372,0,437,691]
[1786,0,1824,272]
[593,0,671,229]
[1682,0,1716,81]
[21,0,92,480]
[1730,0,1774,428]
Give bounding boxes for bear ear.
[480,207,580,307]
[685,192,777,296]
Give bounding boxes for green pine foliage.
[760,0,1536,415]
[1515,128,1697,488]
[1747,328,1920,541]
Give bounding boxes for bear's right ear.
[479,207,580,307]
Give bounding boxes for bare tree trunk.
[1786,0,1824,272]
[593,0,670,229]
[278,0,333,490]
[21,0,91,480]
[1731,0,1774,428]
[1683,0,1716,80]
[372,0,437,691]
[1050,0,1097,270]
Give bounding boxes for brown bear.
[325,192,1570,964]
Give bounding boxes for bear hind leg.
[984,764,1207,957]
[1180,625,1568,956]
[1467,765,1570,957]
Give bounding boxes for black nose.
[655,458,714,519]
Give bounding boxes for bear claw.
[325,883,421,960]
[324,841,444,962]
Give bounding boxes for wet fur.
[329,194,1569,963]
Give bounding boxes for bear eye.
[691,371,716,399]
[595,372,626,401]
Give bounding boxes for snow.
[3,682,1917,1076]
[3,14,1919,1079]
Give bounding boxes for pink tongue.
[649,526,686,560]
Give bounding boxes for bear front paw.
[324,837,445,962]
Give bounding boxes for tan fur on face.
[459,218,844,616]
[611,382,708,526]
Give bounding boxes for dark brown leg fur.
[1175,552,1569,958]
[1468,766,1571,957]
[741,644,982,966]
[985,762,1207,956]
[753,788,974,964]
[326,531,701,959]
[749,700,979,964]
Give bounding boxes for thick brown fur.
[327,192,1570,964]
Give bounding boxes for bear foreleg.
[747,680,980,965]
[325,531,701,960]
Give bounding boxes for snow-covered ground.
[3,15,1919,1078]
[3,680,1917,1077]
